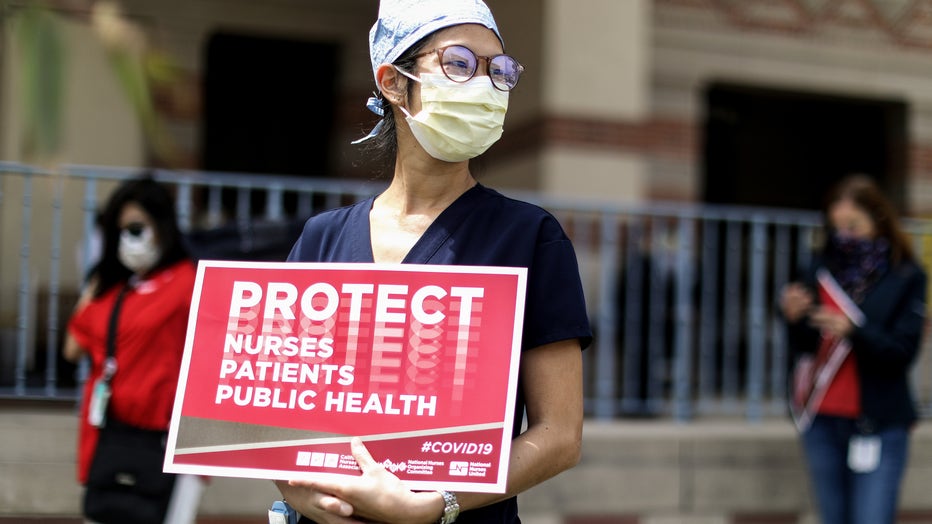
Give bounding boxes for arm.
[458,338,583,509]
[849,268,927,374]
[277,338,584,524]
[779,282,820,356]
[63,281,98,363]
[62,332,85,363]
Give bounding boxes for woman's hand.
[63,279,99,363]
[278,437,443,524]
[808,307,854,339]
[779,283,814,323]
[74,276,99,312]
[275,478,356,524]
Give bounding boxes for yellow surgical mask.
[398,71,509,162]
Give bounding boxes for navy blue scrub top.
[288,183,592,524]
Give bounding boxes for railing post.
[646,218,670,415]
[15,174,33,395]
[594,211,619,419]
[746,218,768,422]
[44,172,65,396]
[672,217,696,422]
[207,184,224,228]
[621,218,645,415]
[237,185,252,253]
[722,220,743,411]
[75,177,100,391]
[769,223,792,415]
[697,219,720,413]
[175,178,193,233]
[297,191,313,220]
[267,182,284,221]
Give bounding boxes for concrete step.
[4,403,932,522]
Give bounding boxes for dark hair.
[823,173,914,266]
[359,34,435,169]
[91,175,190,297]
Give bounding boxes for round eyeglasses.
[411,44,524,91]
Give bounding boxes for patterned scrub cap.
[352,0,504,143]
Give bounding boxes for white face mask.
[118,224,161,275]
[397,71,509,162]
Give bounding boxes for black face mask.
[825,232,890,302]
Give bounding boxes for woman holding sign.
[779,174,927,524]
[278,0,591,523]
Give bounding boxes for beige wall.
[536,0,652,201]
[652,1,932,211]
[0,13,144,164]
[541,146,647,202]
[0,13,141,325]
[485,0,545,124]
[479,1,655,203]
[544,0,651,121]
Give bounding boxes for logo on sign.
[449,461,469,476]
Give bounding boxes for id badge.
[848,435,882,473]
[269,500,298,524]
[88,379,111,428]
[268,510,288,524]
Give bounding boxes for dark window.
[202,31,340,215]
[703,82,908,211]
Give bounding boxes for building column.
[539,0,651,202]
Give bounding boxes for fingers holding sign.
[275,478,356,524]
[284,438,445,524]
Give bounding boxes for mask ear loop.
[393,66,421,84]
[351,66,417,144]
[391,66,422,120]
[350,95,386,144]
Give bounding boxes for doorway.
[201,31,339,218]
[202,31,338,177]
[702,82,908,211]
[197,31,340,260]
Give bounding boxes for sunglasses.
[120,222,149,237]
[410,44,524,91]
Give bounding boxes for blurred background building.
[4,0,932,522]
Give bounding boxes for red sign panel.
[164,261,526,493]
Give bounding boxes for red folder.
[790,268,865,432]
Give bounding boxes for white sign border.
[164,259,527,494]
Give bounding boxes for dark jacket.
[787,258,927,430]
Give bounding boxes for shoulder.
[305,200,368,230]
[289,199,373,262]
[174,259,197,276]
[889,258,927,287]
[472,185,569,241]
[162,259,196,283]
[472,185,554,218]
[860,259,928,312]
[138,260,196,296]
